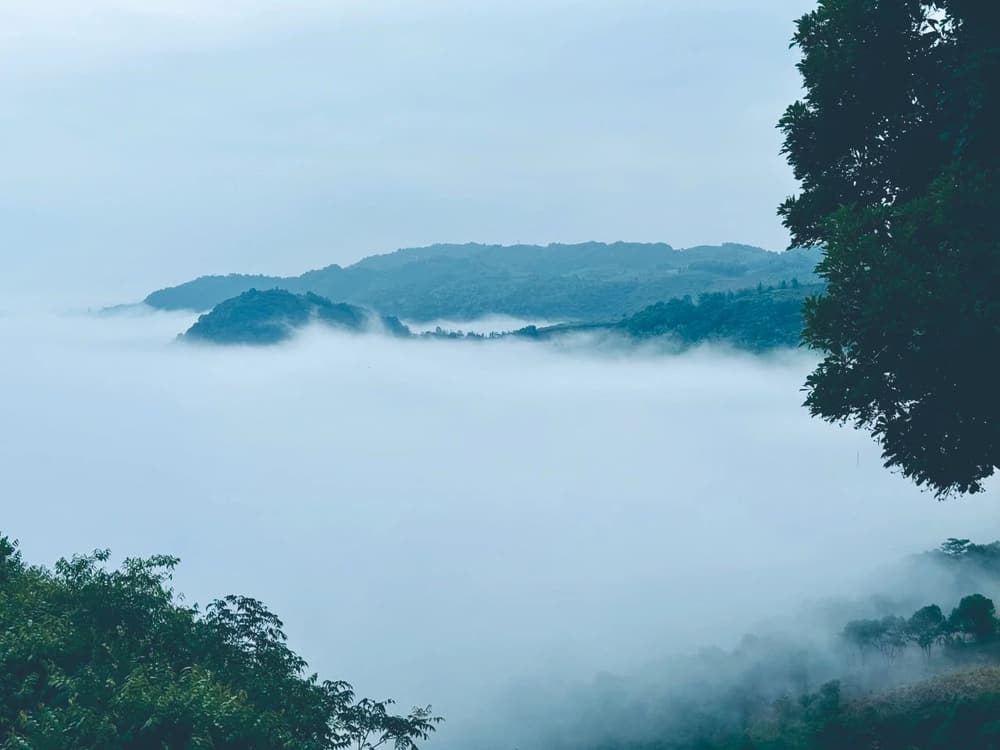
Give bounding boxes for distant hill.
[182,282,821,352]
[145,242,822,323]
[509,281,822,352]
[182,289,409,345]
[618,280,818,350]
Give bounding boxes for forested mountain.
[145,242,821,322]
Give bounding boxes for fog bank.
[1,308,997,747]
[403,314,560,335]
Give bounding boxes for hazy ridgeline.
[2,307,998,749]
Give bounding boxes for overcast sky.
[1,0,816,302]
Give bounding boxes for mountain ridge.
[179,282,823,352]
[144,241,821,323]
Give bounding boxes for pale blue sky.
[1,0,816,302]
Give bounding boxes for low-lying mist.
[2,307,997,748]
[402,314,560,335]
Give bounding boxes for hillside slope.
[145,242,821,322]
[179,283,822,352]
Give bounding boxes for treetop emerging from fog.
[780,0,1000,497]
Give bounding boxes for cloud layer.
[2,310,997,747]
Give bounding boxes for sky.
[2,0,816,303]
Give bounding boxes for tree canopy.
[0,536,441,750]
[780,0,1000,496]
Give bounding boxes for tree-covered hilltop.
[509,281,823,352]
[182,289,410,345]
[617,281,818,350]
[0,536,441,750]
[144,242,821,322]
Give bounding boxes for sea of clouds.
[1,307,997,748]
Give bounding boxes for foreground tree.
[0,536,442,749]
[780,0,1000,496]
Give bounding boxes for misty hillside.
[180,282,823,351]
[513,281,823,352]
[9,533,1000,750]
[145,242,822,322]
[182,289,409,345]
[483,539,1000,750]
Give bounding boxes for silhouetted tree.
[843,618,884,664]
[941,538,973,558]
[907,604,946,658]
[780,0,1000,497]
[949,594,998,643]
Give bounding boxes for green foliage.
[182,289,409,345]
[780,0,1000,496]
[145,243,822,323]
[0,535,441,750]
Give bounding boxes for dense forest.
[144,242,821,323]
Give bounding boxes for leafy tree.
[842,618,884,663]
[949,594,998,643]
[780,0,1000,496]
[338,698,440,750]
[907,604,946,658]
[0,536,442,749]
[941,538,973,558]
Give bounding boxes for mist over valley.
[3,0,998,746]
[2,302,997,748]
